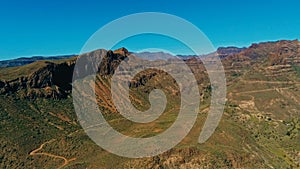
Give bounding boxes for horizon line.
[0,38,298,61]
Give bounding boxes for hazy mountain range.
[0,46,245,68]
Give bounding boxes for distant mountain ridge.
[2,39,299,69]
[1,39,300,100]
[217,46,246,58]
[0,46,246,68]
[0,55,76,68]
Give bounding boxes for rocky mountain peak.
[113,47,129,56]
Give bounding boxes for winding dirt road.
[29,139,76,169]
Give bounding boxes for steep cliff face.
[0,60,76,99]
[240,40,300,64]
[0,48,129,99]
[0,80,4,88]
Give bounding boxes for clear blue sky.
[0,0,299,60]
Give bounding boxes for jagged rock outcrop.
[98,48,128,75]
[129,71,162,88]
[73,48,128,81]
